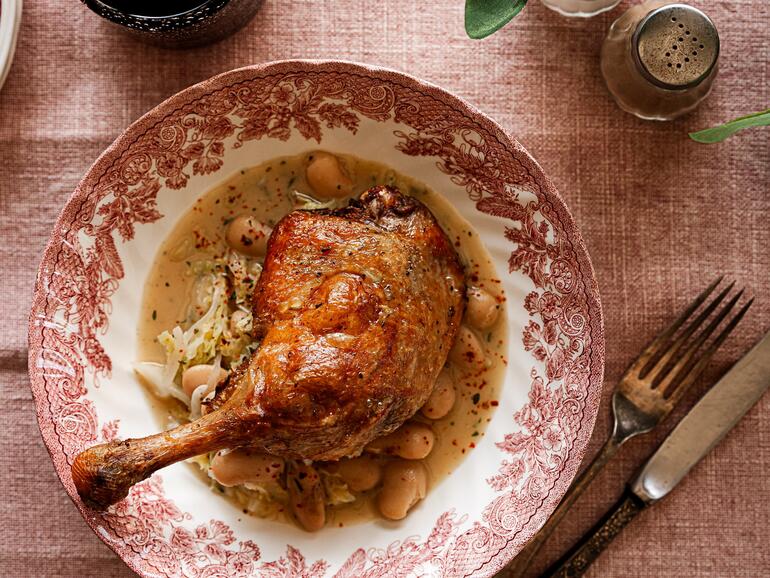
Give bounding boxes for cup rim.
[82,0,229,26]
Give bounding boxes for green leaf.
[689,108,770,144]
[465,0,528,40]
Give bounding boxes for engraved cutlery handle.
[503,436,623,577]
[541,490,646,578]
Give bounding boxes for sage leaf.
[465,0,528,40]
[689,108,770,144]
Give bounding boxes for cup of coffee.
[81,0,264,48]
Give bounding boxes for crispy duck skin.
[71,186,466,509]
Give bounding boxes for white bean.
[377,460,427,521]
[466,286,500,330]
[229,309,252,335]
[181,364,228,398]
[210,448,284,487]
[366,422,435,460]
[305,152,353,199]
[327,456,382,492]
[287,461,326,532]
[421,370,456,420]
[448,325,486,369]
[226,215,271,257]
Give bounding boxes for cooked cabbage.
[321,471,356,506]
[291,189,340,211]
[137,249,356,518]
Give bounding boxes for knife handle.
[541,489,646,578]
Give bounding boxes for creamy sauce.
[137,152,508,527]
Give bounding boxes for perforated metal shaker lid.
[632,4,719,90]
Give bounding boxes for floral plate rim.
[28,59,605,577]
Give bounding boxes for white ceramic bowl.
[0,0,21,91]
[29,61,604,578]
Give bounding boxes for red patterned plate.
[28,60,604,578]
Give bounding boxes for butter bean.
[229,309,252,335]
[421,370,456,420]
[306,152,353,199]
[327,456,382,492]
[466,286,500,329]
[210,449,284,487]
[287,461,326,532]
[181,364,228,398]
[226,215,271,257]
[448,325,486,369]
[377,461,427,521]
[366,422,435,460]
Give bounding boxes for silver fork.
[501,278,751,577]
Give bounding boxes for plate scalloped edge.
[27,60,604,578]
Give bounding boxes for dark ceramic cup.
[81,0,264,48]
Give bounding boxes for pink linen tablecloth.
[0,1,768,576]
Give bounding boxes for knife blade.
[630,329,770,503]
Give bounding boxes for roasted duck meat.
[72,185,466,509]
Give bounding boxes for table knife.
[542,330,770,578]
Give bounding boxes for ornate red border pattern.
[28,61,604,578]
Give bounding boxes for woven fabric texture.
[0,1,767,576]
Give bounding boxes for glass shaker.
[541,0,621,18]
[600,1,719,120]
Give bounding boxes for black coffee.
[98,0,210,17]
[84,0,263,48]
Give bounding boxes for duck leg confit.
[72,186,466,509]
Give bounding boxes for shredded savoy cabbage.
[134,247,354,517]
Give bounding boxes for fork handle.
[540,489,647,578]
[501,436,622,577]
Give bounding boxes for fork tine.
[657,289,745,396]
[642,280,735,381]
[665,297,753,403]
[632,276,723,376]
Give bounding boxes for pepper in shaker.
[600,1,719,120]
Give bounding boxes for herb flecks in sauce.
[137,152,508,528]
